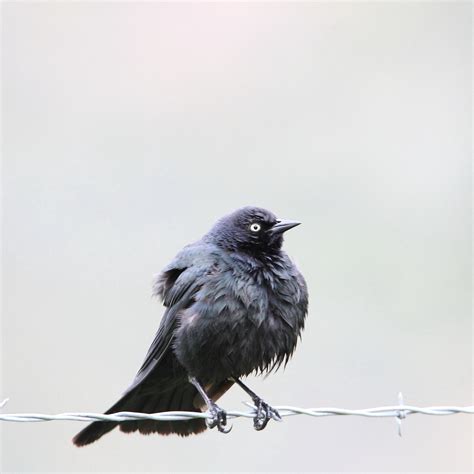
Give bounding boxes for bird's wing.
[124,245,215,394]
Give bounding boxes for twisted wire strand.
[1,398,472,423]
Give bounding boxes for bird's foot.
[252,398,282,431]
[206,402,232,433]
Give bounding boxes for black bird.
[73,206,308,446]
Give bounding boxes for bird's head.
[207,206,300,254]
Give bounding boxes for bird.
[73,206,308,446]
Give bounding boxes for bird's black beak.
[269,219,301,235]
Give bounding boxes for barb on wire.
[396,392,406,437]
[1,396,473,435]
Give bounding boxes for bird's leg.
[188,376,232,434]
[231,377,282,431]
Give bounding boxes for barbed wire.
[1,394,473,436]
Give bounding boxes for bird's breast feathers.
[172,251,307,377]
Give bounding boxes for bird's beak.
[269,219,301,235]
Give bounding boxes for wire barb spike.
[396,392,406,437]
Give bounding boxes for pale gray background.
[1,2,472,472]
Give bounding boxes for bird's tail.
[72,396,127,447]
[72,380,206,447]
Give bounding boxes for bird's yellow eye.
[250,223,261,232]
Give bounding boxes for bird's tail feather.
[72,394,130,447]
[119,382,206,436]
[72,381,206,447]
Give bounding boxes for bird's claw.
[206,403,232,433]
[252,398,282,431]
